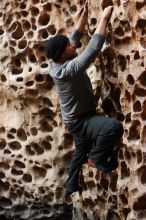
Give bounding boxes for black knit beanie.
[46,35,69,62]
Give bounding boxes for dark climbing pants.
[65,114,123,193]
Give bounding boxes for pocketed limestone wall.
[0,0,146,219]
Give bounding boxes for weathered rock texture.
[0,0,146,219]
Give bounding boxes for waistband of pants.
[65,110,97,132]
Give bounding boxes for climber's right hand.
[102,6,113,21]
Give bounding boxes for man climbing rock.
[44,2,123,195]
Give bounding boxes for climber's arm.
[69,1,88,47]
[95,6,113,36]
[75,0,88,33]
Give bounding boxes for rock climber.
[43,2,123,195]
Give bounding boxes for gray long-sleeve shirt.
[49,30,105,125]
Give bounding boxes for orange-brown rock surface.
[0,0,146,219]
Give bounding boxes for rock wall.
[0,0,146,219]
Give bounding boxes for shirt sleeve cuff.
[69,29,84,47]
[92,33,106,41]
